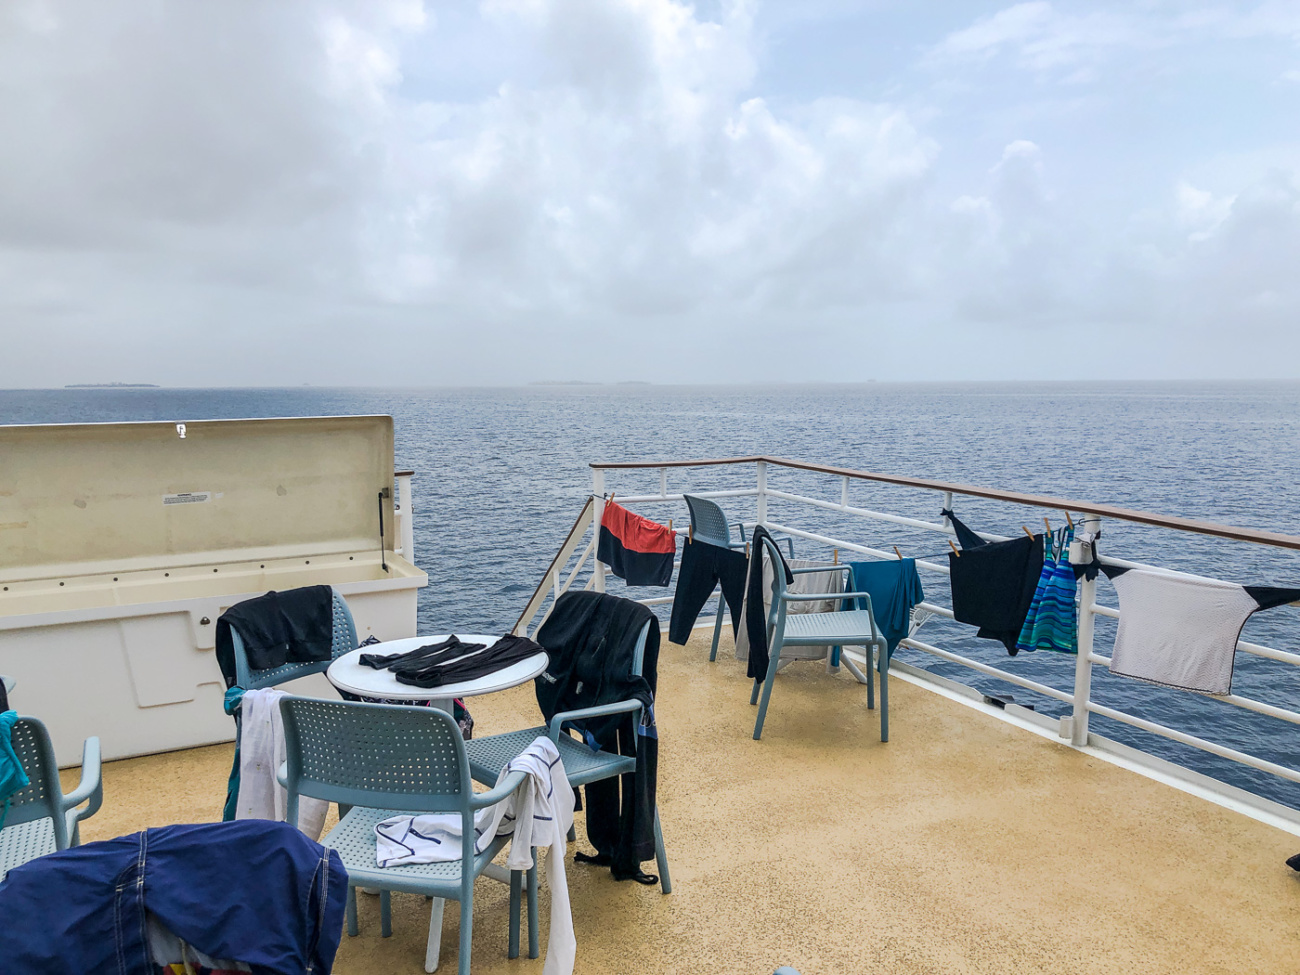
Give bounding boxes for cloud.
[1,0,1299,385]
[926,2,1300,79]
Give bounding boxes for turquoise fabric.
[0,710,31,831]
[1016,527,1078,654]
[844,560,925,658]
[221,687,245,822]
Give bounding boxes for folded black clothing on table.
[358,635,477,670]
[392,634,543,689]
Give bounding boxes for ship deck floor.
[67,629,1300,975]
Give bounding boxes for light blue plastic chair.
[278,696,536,975]
[683,495,794,663]
[0,717,102,879]
[231,587,358,690]
[751,534,890,742]
[465,618,672,894]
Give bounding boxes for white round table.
[326,634,547,714]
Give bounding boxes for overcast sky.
[2,0,1298,386]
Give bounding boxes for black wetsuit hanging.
[942,509,1044,656]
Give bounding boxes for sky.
[1,0,1299,386]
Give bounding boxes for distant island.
[529,380,653,386]
[65,383,160,388]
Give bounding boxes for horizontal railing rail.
[590,456,1300,550]
[508,456,1300,824]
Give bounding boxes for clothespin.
[948,540,961,558]
[1042,516,1051,533]
[688,526,694,544]
[833,548,839,564]
[607,492,615,506]
[1022,526,1034,539]
[893,546,903,560]
[1065,511,1073,529]
[745,542,750,559]
[668,518,673,533]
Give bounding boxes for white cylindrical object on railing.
[755,461,767,525]
[396,473,415,562]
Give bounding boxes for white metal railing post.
[941,491,953,526]
[396,472,415,561]
[659,467,667,497]
[1070,514,1101,746]
[592,468,606,592]
[756,461,767,525]
[841,476,849,508]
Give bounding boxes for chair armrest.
[471,768,530,809]
[833,591,876,603]
[781,591,867,602]
[547,700,642,741]
[62,736,103,823]
[788,565,850,576]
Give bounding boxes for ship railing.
[515,456,1300,830]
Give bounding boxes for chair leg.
[709,601,726,661]
[654,806,672,894]
[750,676,761,705]
[346,885,359,937]
[508,870,522,959]
[380,889,392,937]
[457,896,474,975]
[527,860,540,959]
[866,645,875,711]
[879,645,890,743]
[425,896,445,973]
[753,638,784,740]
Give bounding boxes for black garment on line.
[745,525,795,682]
[214,586,334,688]
[391,635,541,689]
[535,591,660,877]
[943,510,1044,657]
[359,635,483,671]
[668,538,748,645]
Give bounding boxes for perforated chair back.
[280,697,473,816]
[2,717,68,847]
[684,494,735,548]
[232,588,358,690]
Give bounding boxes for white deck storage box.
[0,415,428,764]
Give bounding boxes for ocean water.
[4,382,1300,808]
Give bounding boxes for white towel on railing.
[1105,568,1300,696]
[236,688,329,840]
[374,736,576,975]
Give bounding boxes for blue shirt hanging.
[843,559,925,659]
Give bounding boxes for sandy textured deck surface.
[68,630,1300,975]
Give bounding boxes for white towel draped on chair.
[374,736,577,975]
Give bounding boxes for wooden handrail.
[590,455,1300,551]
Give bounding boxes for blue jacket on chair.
[0,819,348,974]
